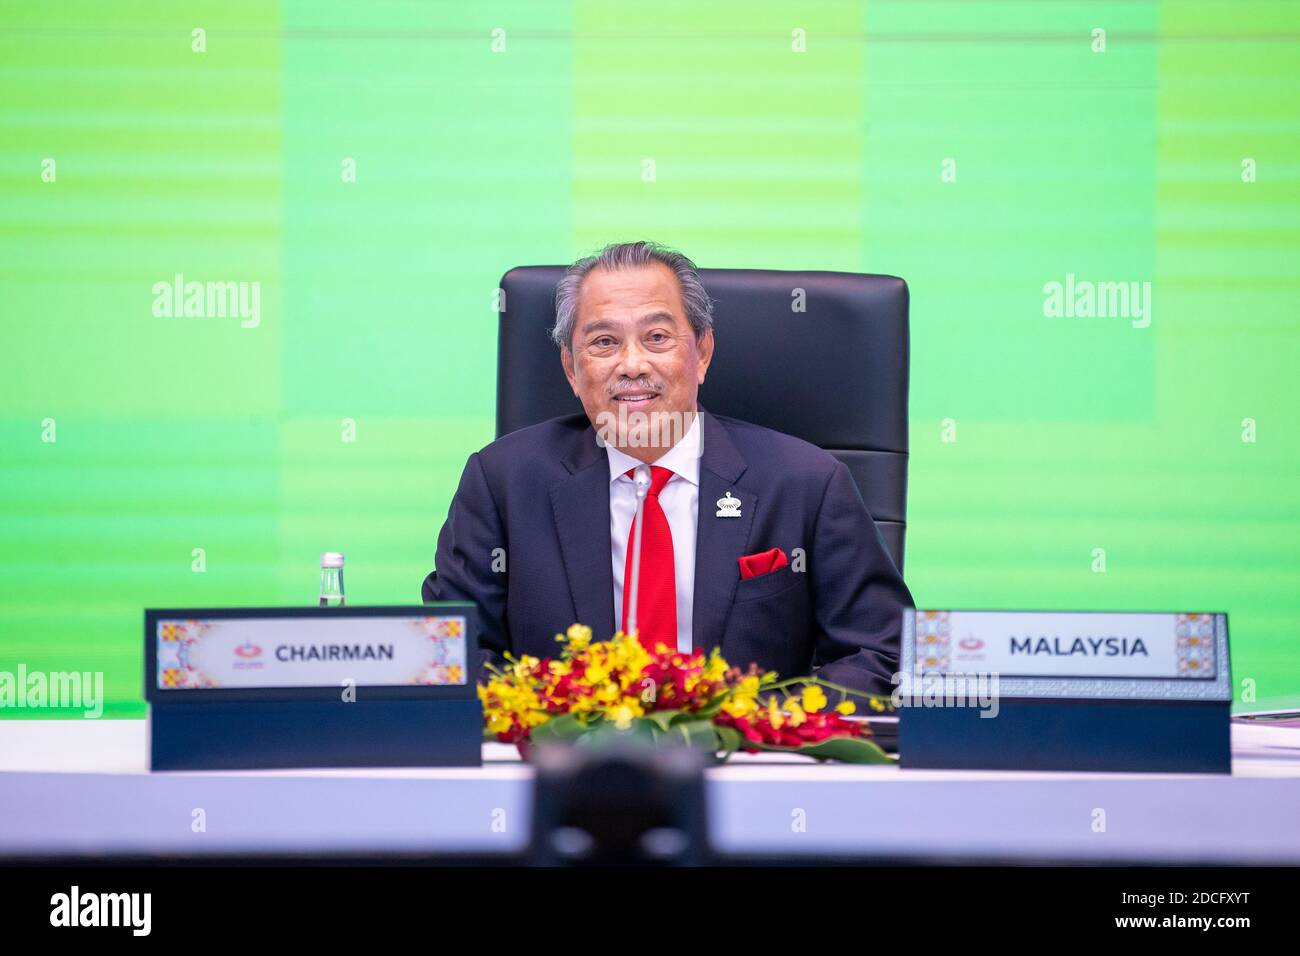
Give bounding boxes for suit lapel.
[692,407,755,656]
[549,429,617,641]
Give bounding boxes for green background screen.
[2,1,1297,717]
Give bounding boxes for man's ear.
[695,328,715,384]
[560,345,579,395]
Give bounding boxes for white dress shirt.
[607,411,702,654]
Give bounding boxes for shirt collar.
[606,410,703,486]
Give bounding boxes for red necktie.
[621,465,676,654]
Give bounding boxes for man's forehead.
[577,263,684,318]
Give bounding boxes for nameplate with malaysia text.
[899,609,1232,773]
[905,610,1229,698]
[144,605,482,770]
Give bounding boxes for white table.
[2,719,1298,863]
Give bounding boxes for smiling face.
[560,262,714,463]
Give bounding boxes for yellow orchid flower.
[767,695,784,729]
[786,698,807,727]
[801,685,828,713]
[607,702,638,730]
[722,696,758,718]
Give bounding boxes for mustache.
[609,381,663,397]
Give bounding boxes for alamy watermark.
[891,671,1001,718]
[0,665,104,718]
[50,886,150,935]
[1042,273,1152,329]
[593,407,692,450]
[152,273,261,329]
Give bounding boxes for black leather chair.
[495,266,910,572]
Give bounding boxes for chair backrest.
[495,266,910,571]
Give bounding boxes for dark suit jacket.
[422,406,913,697]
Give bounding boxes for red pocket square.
[738,547,789,580]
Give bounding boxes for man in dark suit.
[423,241,912,697]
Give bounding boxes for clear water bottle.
[319,552,345,607]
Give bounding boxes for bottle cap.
[320,552,345,568]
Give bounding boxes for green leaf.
[670,719,722,752]
[643,709,685,733]
[529,713,589,745]
[573,718,657,748]
[689,693,731,720]
[758,735,894,764]
[713,724,743,758]
[526,712,891,764]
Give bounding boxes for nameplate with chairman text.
[151,611,468,690]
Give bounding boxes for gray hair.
[551,240,714,350]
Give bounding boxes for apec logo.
[233,641,263,669]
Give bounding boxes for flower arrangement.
[478,624,893,764]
